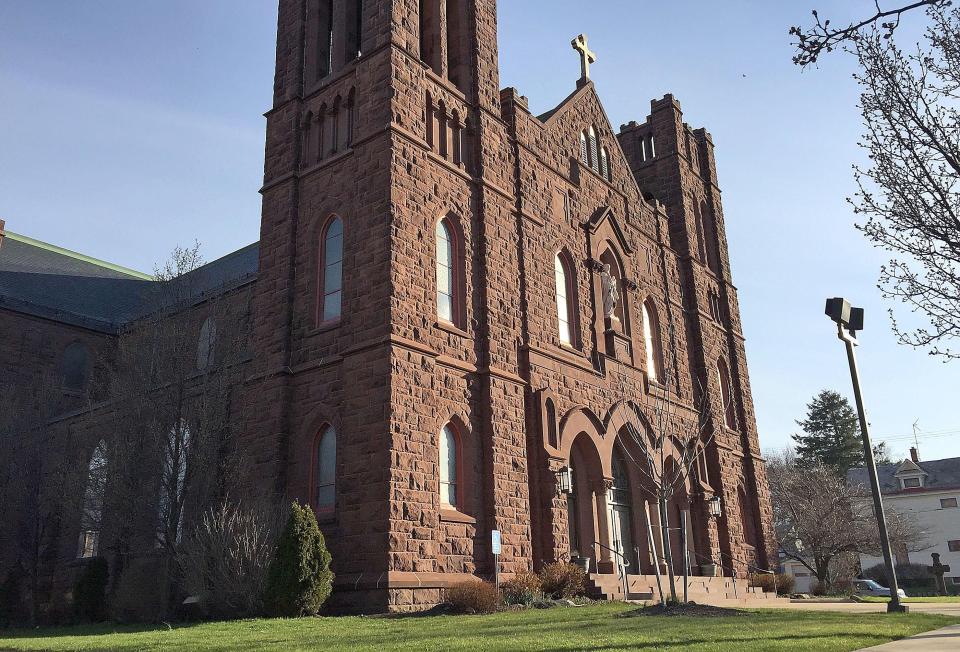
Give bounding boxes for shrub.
[749,572,794,595]
[0,566,26,627]
[264,502,334,617]
[177,500,285,619]
[112,558,166,623]
[445,580,499,614]
[501,571,542,606]
[863,562,933,591]
[73,557,109,622]
[539,562,587,599]
[811,580,827,596]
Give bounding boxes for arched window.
[554,252,576,346]
[545,398,558,449]
[302,111,313,166]
[440,423,459,508]
[318,216,344,323]
[642,299,664,383]
[436,216,461,324]
[78,440,107,558]
[197,317,216,371]
[313,425,337,514]
[599,146,609,180]
[62,342,90,392]
[700,200,721,274]
[580,131,589,165]
[588,126,599,172]
[717,359,736,429]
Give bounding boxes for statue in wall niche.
[600,263,619,322]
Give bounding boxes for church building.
[0,0,776,615]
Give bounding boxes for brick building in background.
[1,0,776,615]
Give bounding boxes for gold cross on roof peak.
[571,33,597,85]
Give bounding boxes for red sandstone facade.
[0,0,776,616]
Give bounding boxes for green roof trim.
[4,231,154,280]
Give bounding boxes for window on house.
[555,253,575,346]
[313,426,337,514]
[440,423,458,508]
[717,359,736,429]
[77,440,107,558]
[319,216,344,323]
[62,342,90,392]
[942,498,958,509]
[902,477,922,489]
[197,317,216,370]
[642,299,664,383]
[948,540,960,552]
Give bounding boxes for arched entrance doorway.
[566,432,604,571]
[608,448,635,573]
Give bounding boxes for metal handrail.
[594,540,630,598]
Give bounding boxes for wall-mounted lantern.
[707,495,723,519]
[556,466,573,495]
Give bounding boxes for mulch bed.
[621,602,747,618]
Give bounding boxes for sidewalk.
[857,623,960,651]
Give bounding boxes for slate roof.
[848,456,960,494]
[0,231,258,332]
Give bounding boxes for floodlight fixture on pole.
[824,297,907,613]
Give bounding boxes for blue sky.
[1,1,956,460]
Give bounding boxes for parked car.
[852,579,907,598]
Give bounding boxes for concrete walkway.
[856,623,960,650]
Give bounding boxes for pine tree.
[264,502,334,617]
[792,390,864,476]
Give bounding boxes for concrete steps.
[587,573,791,607]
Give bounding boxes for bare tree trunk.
[659,495,677,602]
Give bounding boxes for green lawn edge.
[0,603,955,652]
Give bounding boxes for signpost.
[491,530,502,592]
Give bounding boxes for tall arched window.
[78,440,107,558]
[642,299,664,383]
[313,425,337,514]
[318,216,344,323]
[554,252,576,346]
[545,398,558,449]
[62,342,90,392]
[440,423,459,508]
[599,146,610,180]
[717,359,736,429]
[580,131,589,165]
[197,317,216,371]
[436,216,461,324]
[588,126,599,172]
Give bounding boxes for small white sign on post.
[491,530,502,591]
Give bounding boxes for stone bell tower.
[243,0,531,612]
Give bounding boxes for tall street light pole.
[825,298,906,613]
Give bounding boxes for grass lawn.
[0,603,956,652]
[858,595,960,603]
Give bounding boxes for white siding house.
[849,450,960,588]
